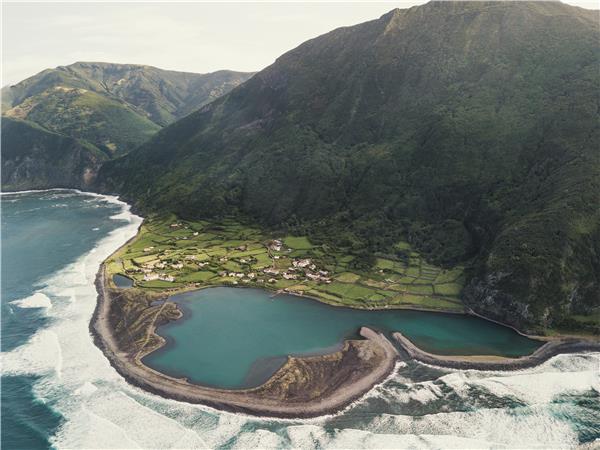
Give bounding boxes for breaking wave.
[2,191,598,449]
[10,292,53,309]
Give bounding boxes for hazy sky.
[2,1,598,86]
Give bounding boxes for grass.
[335,272,361,283]
[395,241,411,251]
[179,271,217,282]
[406,266,420,277]
[400,284,434,295]
[375,258,395,270]
[283,236,314,250]
[105,216,465,312]
[390,294,464,311]
[317,282,376,300]
[433,283,463,296]
[435,267,464,284]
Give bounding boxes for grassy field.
[105,216,466,312]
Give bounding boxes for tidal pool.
[143,287,541,388]
[112,274,133,288]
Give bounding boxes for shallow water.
[2,190,599,449]
[112,273,134,288]
[144,287,541,388]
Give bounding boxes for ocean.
[1,190,599,449]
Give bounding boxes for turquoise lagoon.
[3,190,597,449]
[143,287,542,388]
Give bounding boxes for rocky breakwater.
[91,265,399,418]
[393,332,600,371]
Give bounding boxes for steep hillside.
[2,62,254,190]
[2,117,108,190]
[4,86,160,155]
[2,62,254,154]
[98,1,600,332]
[13,62,254,126]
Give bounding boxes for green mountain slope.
[2,117,108,190]
[2,62,254,154]
[98,1,599,332]
[2,62,254,190]
[4,86,160,155]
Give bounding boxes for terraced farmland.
[105,216,466,312]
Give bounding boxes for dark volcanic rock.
[463,272,540,333]
[1,117,107,191]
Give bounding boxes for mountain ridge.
[2,61,255,134]
[96,1,600,332]
[2,62,255,189]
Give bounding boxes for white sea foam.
[54,391,209,449]
[4,192,222,450]
[1,188,66,196]
[376,377,445,405]
[1,188,107,197]
[438,353,600,405]
[364,406,580,448]
[230,428,284,449]
[10,292,53,309]
[358,353,600,449]
[2,329,62,376]
[74,382,98,396]
[3,190,598,449]
[287,424,504,449]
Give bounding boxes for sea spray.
[10,292,53,309]
[2,191,599,449]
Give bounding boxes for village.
[105,217,465,311]
[122,230,333,295]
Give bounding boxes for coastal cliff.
[2,62,254,191]
[1,117,108,191]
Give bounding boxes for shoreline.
[91,215,600,419]
[143,281,598,341]
[124,278,468,316]
[91,265,400,418]
[393,332,600,371]
[92,260,600,419]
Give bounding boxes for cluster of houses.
[268,239,283,252]
[209,255,332,286]
[143,273,176,282]
[261,258,332,284]
[217,271,258,284]
[126,230,334,288]
[133,258,178,283]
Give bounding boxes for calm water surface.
[112,273,134,288]
[143,287,542,388]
